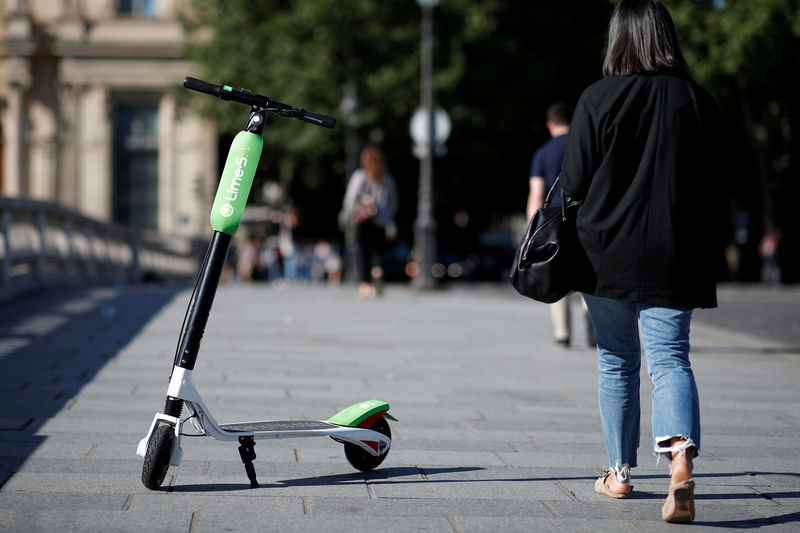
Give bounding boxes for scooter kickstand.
[237,436,259,488]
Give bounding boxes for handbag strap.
[543,176,561,207]
[544,176,582,221]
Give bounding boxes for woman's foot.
[669,445,694,483]
[662,478,695,523]
[594,467,632,499]
[662,439,695,522]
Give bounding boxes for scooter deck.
[220,420,336,432]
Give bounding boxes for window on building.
[113,104,159,229]
[118,0,158,16]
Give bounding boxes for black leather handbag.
[510,177,595,303]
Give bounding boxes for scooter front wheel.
[344,416,391,472]
[141,424,173,489]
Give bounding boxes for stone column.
[1,80,27,196]
[158,92,176,234]
[76,84,112,221]
[27,99,58,202]
[56,82,80,209]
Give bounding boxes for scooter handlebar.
[183,77,223,97]
[296,109,337,129]
[183,76,336,129]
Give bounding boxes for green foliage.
[182,0,498,181]
[181,0,614,244]
[183,3,624,258]
[666,0,800,280]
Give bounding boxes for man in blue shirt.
[527,102,594,348]
[527,102,570,217]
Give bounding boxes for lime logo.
[219,203,235,218]
[224,156,248,202]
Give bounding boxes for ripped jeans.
[583,294,700,476]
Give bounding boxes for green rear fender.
[327,400,397,428]
[210,131,263,235]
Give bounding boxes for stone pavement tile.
[365,466,572,501]
[543,502,776,530]
[165,473,372,498]
[634,511,797,532]
[492,450,606,469]
[454,516,644,533]
[398,427,537,442]
[507,440,604,454]
[380,449,508,468]
[0,429,40,443]
[519,429,605,445]
[753,473,800,488]
[4,439,98,460]
[31,414,157,435]
[386,438,520,453]
[1,473,140,494]
[0,395,71,419]
[680,471,777,487]
[202,458,366,478]
[753,506,800,525]
[0,509,191,533]
[0,492,129,511]
[9,457,199,476]
[192,513,453,533]
[569,478,787,508]
[703,445,799,464]
[703,433,800,449]
[0,418,34,431]
[754,487,800,506]
[127,492,306,513]
[306,495,557,518]
[695,455,797,474]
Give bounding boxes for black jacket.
[561,72,724,309]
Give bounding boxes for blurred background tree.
[182,0,610,279]
[183,0,799,283]
[667,0,800,282]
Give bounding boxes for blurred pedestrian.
[527,102,594,349]
[560,0,724,523]
[340,145,398,298]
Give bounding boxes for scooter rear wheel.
[142,424,173,489]
[344,416,391,472]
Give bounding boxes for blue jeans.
[583,294,700,472]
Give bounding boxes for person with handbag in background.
[341,145,399,298]
[527,102,595,349]
[559,0,725,523]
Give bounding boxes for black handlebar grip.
[183,77,223,97]
[298,109,337,129]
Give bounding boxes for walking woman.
[560,0,725,523]
[341,145,399,298]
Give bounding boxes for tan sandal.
[594,467,632,499]
[662,478,695,523]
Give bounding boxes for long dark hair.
[602,0,687,77]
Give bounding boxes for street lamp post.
[413,0,439,289]
[339,87,360,282]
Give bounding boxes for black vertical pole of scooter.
[163,230,231,418]
[163,107,266,420]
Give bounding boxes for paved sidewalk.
[0,283,798,532]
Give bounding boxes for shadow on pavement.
[0,285,184,488]
[693,510,800,528]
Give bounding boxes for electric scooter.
[137,77,395,490]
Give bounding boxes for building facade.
[0,0,217,237]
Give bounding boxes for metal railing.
[0,198,199,301]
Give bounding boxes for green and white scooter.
[137,77,395,490]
